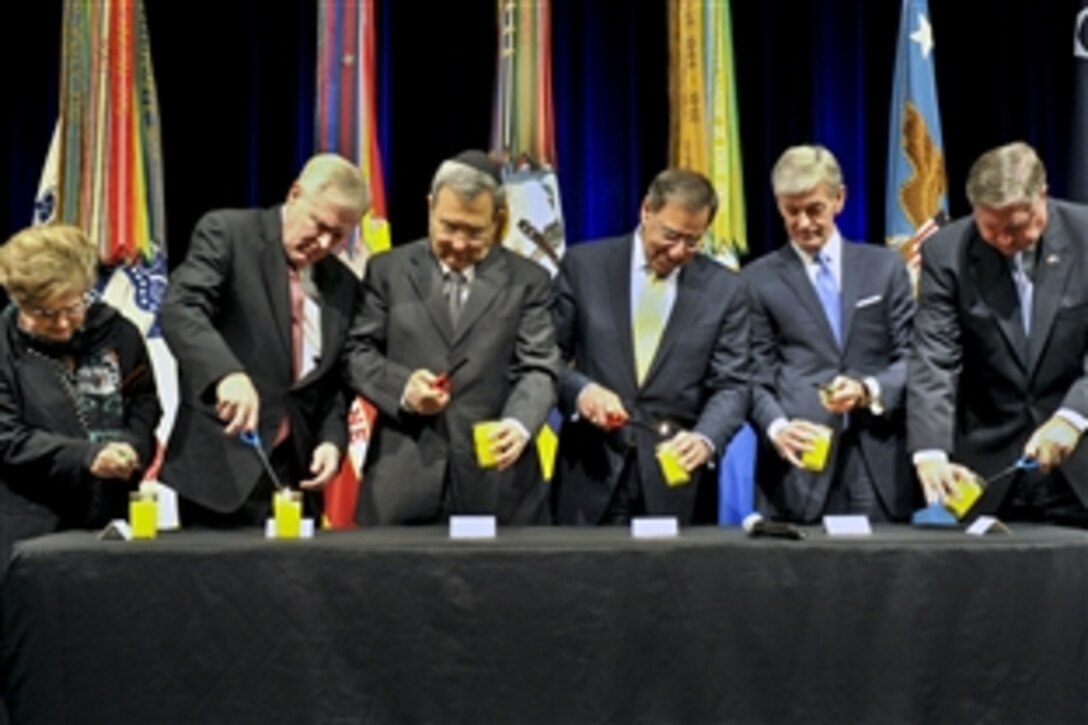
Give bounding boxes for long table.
[3,526,1087,724]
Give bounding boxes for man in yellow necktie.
[552,169,750,525]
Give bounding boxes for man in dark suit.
[344,150,558,525]
[744,145,915,523]
[161,153,366,525]
[551,169,749,525]
[909,142,1088,525]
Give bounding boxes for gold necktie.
[633,271,668,383]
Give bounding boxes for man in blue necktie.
[744,145,916,523]
[910,142,1088,526]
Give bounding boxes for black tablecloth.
[3,526,1087,724]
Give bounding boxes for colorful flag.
[886,0,947,286]
[666,0,751,523]
[491,0,565,479]
[1071,0,1088,202]
[315,0,388,527]
[667,0,746,270]
[36,0,176,475]
[491,0,566,278]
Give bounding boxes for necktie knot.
[1018,248,1036,283]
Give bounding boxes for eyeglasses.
[436,219,494,244]
[655,220,705,250]
[22,292,94,323]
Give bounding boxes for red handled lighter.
[433,357,469,393]
[603,410,629,430]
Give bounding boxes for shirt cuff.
[1055,408,1088,434]
[503,417,531,443]
[767,417,788,442]
[693,432,716,469]
[863,376,885,415]
[570,384,593,422]
[912,449,948,466]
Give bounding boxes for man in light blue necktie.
[743,145,916,523]
[909,141,1088,527]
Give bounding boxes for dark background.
[2,1,1082,268]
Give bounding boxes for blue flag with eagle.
[885,0,947,287]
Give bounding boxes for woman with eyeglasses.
[0,224,161,571]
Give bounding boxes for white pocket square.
[855,295,882,308]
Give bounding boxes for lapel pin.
[1046,254,1060,265]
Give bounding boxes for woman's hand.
[90,442,141,480]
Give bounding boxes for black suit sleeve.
[907,234,962,454]
[692,273,750,451]
[501,263,559,434]
[342,254,414,418]
[115,317,163,472]
[0,366,98,486]
[160,211,245,402]
[551,259,594,416]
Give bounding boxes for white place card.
[147,481,180,531]
[822,514,873,536]
[449,515,497,539]
[631,517,679,539]
[98,519,133,541]
[263,518,316,539]
[966,515,1010,536]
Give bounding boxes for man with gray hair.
[909,141,1088,525]
[744,145,915,523]
[162,153,368,525]
[551,168,749,525]
[344,150,558,525]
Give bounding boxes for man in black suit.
[551,169,749,525]
[344,150,558,525]
[161,153,366,525]
[909,141,1088,525]
[744,145,915,523]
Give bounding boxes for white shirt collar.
[789,228,843,268]
[438,260,476,283]
[632,227,678,281]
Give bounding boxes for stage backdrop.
[2,0,1082,265]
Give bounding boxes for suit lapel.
[777,247,839,351]
[258,211,293,367]
[839,242,863,348]
[408,243,454,345]
[608,238,639,390]
[1027,213,1074,373]
[452,248,505,347]
[968,237,1028,370]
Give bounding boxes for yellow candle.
[800,425,833,472]
[273,490,302,539]
[129,494,158,540]
[656,446,691,488]
[473,421,501,468]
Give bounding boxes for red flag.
[316,0,388,527]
